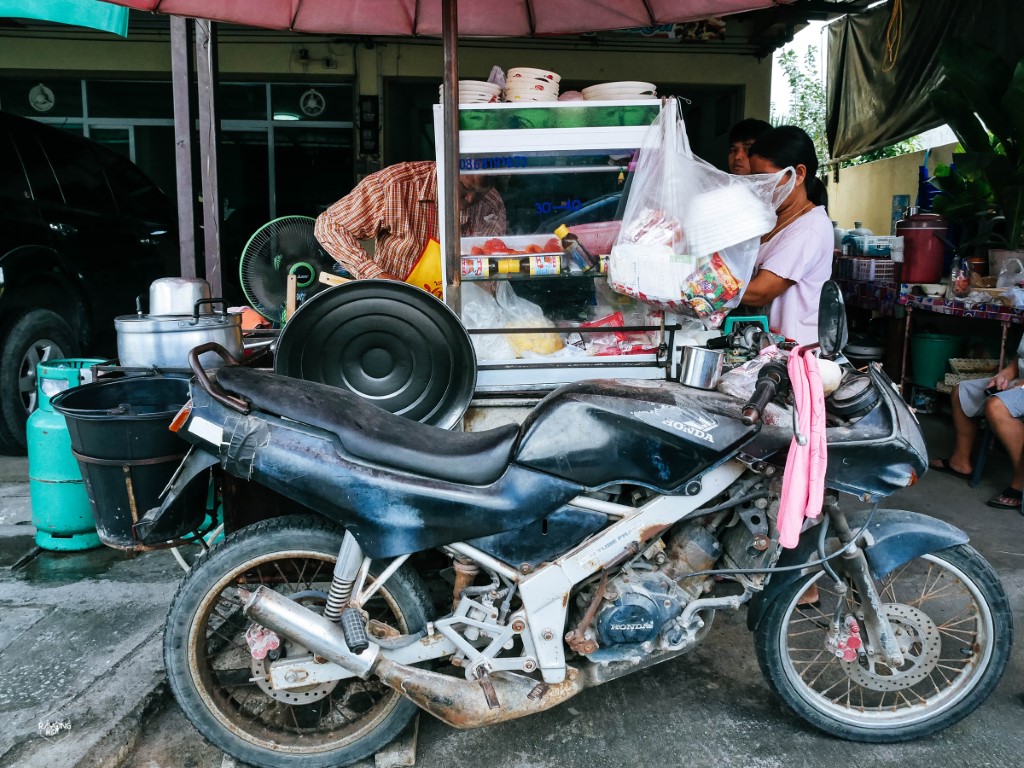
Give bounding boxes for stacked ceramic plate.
[438,80,502,104]
[582,81,657,100]
[505,67,560,102]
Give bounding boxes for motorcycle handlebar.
[741,361,789,426]
[188,343,250,414]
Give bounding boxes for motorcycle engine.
[571,519,728,662]
[594,572,686,649]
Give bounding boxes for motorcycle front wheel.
[754,544,1012,742]
[163,515,433,768]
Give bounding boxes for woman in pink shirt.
[739,127,834,345]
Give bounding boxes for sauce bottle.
[554,224,598,272]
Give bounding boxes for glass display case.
[434,100,681,392]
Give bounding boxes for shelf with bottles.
[461,257,608,281]
[460,233,606,280]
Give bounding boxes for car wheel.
[0,309,79,454]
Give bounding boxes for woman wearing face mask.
[739,126,833,345]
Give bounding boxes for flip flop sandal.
[986,487,1023,510]
[929,458,972,481]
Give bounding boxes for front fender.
[746,508,969,632]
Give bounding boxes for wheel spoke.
[215,667,258,688]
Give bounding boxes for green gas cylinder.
[28,358,105,551]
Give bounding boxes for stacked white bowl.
[505,67,560,102]
[438,80,503,104]
[581,81,657,100]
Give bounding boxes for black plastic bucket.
[50,376,204,550]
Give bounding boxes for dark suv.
[0,111,177,453]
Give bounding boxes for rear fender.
[746,508,969,632]
[133,447,218,544]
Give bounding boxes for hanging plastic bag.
[461,283,517,361]
[996,257,1024,289]
[609,98,793,324]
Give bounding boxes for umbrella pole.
[442,0,461,313]
[170,16,197,279]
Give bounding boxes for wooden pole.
[441,0,461,314]
[195,19,223,297]
[170,16,196,278]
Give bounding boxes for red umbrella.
[101,0,782,295]
[102,0,780,36]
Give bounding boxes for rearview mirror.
[818,281,848,359]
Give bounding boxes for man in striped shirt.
[314,160,506,280]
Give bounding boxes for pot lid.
[274,280,476,430]
[896,213,946,229]
[115,311,241,329]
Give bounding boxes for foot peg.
[340,607,370,653]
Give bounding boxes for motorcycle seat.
[215,367,520,486]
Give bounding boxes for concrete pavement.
[0,456,185,768]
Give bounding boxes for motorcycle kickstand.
[826,506,905,669]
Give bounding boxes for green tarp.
[826,0,1024,161]
[0,0,128,36]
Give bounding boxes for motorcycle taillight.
[169,400,193,433]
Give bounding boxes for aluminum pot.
[149,277,212,315]
[115,299,242,370]
[678,345,724,390]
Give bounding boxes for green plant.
[930,159,1001,255]
[772,45,920,170]
[928,41,1024,251]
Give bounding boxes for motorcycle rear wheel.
[163,515,432,768]
[755,544,1011,742]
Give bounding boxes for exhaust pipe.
[243,586,587,728]
[374,656,585,729]
[242,586,377,678]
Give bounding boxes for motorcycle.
[138,282,1012,768]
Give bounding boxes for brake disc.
[250,590,339,704]
[841,603,941,692]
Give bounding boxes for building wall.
[824,143,958,236]
[0,33,773,124]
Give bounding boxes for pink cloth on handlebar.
[777,347,827,549]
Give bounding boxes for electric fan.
[239,215,341,323]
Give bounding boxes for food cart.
[433,98,688,426]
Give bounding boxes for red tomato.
[544,238,562,253]
[525,244,543,254]
[470,246,484,255]
[482,238,510,255]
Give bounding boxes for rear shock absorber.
[324,533,370,653]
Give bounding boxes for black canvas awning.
[826,0,1024,162]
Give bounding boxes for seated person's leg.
[982,393,1024,508]
[929,381,983,478]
